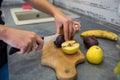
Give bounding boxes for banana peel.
[80,30,118,41]
[114,61,120,75]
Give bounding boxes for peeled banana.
[80,30,118,40]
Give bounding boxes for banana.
[80,30,118,40]
[114,61,120,75]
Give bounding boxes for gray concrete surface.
[54,0,120,26]
[2,5,120,80]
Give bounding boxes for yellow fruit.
[114,61,120,75]
[116,45,120,50]
[86,45,103,64]
[61,40,80,54]
[80,30,118,40]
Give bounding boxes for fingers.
[29,36,43,53]
[18,41,36,54]
[18,35,43,54]
[63,22,69,41]
[68,19,73,40]
[62,19,81,41]
[34,35,44,51]
[29,41,38,53]
[26,38,37,53]
[73,21,81,31]
[56,23,61,34]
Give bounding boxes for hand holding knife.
[9,34,59,55]
[9,37,44,55]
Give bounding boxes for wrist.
[52,8,64,17]
[0,25,8,41]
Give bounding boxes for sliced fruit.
[61,40,80,54]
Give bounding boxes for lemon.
[86,45,103,64]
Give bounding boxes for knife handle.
[9,47,20,55]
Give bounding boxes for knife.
[9,34,60,55]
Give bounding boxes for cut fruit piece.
[61,40,80,54]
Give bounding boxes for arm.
[0,25,43,54]
[24,0,61,16]
[25,0,81,41]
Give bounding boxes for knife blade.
[9,34,59,55]
[43,34,59,45]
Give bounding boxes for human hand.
[1,27,43,54]
[24,0,81,41]
[54,11,81,41]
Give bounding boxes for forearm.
[24,0,63,16]
[0,25,7,40]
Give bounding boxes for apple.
[86,45,103,64]
[61,40,80,54]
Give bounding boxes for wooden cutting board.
[41,41,85,80]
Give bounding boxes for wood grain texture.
[41,41,85,80]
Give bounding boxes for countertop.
[2,5,120,80]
